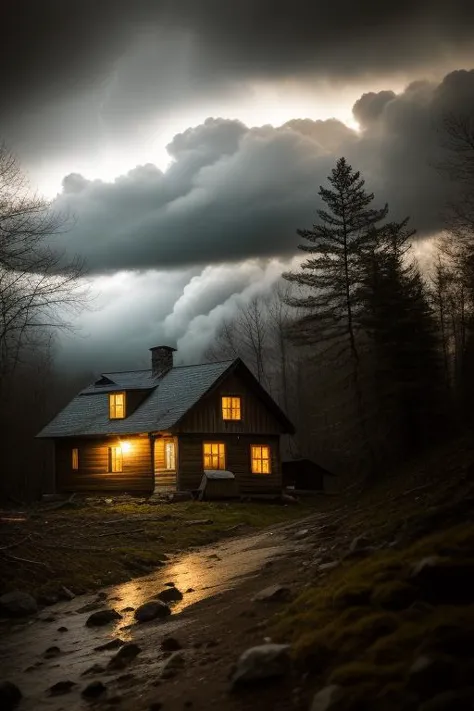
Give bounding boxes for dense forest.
[1,113,474,501]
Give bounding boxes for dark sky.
[3,1,474,369]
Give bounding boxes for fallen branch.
[3,552,52,569]
[97,528,145,538]
[0,534,31,551]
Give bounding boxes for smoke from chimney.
[150,345,176,377]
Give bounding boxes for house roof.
[37,358,294,438]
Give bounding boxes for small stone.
[107,643,142,669]
[294,529,310,539]
[348,534,371,552]
[0,681,22,710]
[96,591,108,600]
[57,626,68,632]
[0,590,37,617]
[310,685,344,711]
[156,587,183,603]
[60,586,76,600]
[252,585,292,603]
[85,609,122,627]
[43,646,61,659]
[317,561,340,572]
[49,680,76,696]
[161,637,182,652]
[186,588,195,593]
[230,643,291,687]
[160,651,185,679]
[81,680,107,699]
[81,664,105,676]
[121,606,135,613]
[164,582,175,587]
[94,638,125,651]
[134,600,171,622]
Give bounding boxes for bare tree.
[0,143,88,388]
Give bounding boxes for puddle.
[0,527,291,710]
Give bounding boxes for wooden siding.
[154,436,178,490]
[56,435,153,493]
[177,434,281,494]
[176,372,285,435]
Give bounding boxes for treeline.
[206,117,474,479]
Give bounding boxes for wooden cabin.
[37,346,294,497]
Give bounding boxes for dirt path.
[0,513,323,711]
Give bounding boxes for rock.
[294,529,310,539]
[167,491,193,503]
[252,585,292,603]
[0,590,38,617]
[81,664,105,676]
[134,600,171,623]
[161,637,182,652]
[57,626,68,632]
[230,643,291,687]
[317,561,340,573]
[186,588,195,593]
[164,582,175,587]
[38,592,60,606]
[410,557,474,604]
[82,681,107,699]
[85,609,122,627]
[348,534,371,552]
[94,638,125,652]
[408,655,457,695]
[60,586,76,600]
[310,685,344,711]
[160,651,185,679]
[107,643,142,669]
[49,680,76,695]
[418,688,474,710]
[96,591,107,600]
[0,681,22,710]
[121,606,135,613]
[43,646,61,659]
[156,587,183,603]
[280,494,299,505]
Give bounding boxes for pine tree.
[362,220,446,456]
[283,157,388,471]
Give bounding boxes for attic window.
[222,396,241,421]
[109,392,125,419]
[203,442,226,470]
[251,445,271,474]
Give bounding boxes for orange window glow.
[203,442,226,470]
[251,445,271,474]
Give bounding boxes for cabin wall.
[55,435,153,493]
[178,434,281,494]
[176,372,284,435]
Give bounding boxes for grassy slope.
[0,499,315,598]
[271,434,474,710]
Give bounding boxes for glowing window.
[251,445,271,474]
[72,448,79,470]
[203,442,226,470]
[108,446,123,473]
[222,396,241,420]
[109,392,125,419]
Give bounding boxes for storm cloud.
[3,1,474,170]
[52,70,474,274]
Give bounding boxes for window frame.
[202,441,226,470]
[109,391,126,420]
[221,395,242,421]
[72,448,79,471]
[108,445,123,473]
[250,444,272,475]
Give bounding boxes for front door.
[154,437,177,491]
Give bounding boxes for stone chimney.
[150,345,176,377]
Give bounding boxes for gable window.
[251,445,271,474]
[108,446,123,473]
[72,448,79,470]
[222,396,241,421]
[203,442,226,470]
[109,392,125,419]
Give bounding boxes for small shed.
[282,458,335,492]
[198,470,240,500]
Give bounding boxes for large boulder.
[0,682,22,710]
[134,600,171,623]
[230,643,291,687]
[0,590,37,617]
[107,643,142,669]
